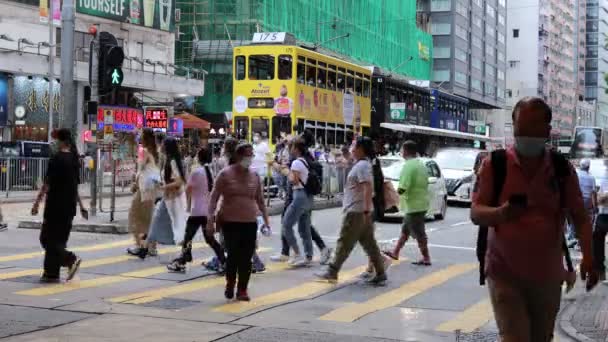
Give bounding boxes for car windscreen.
[589,159,608,185]
[382,161,405,181]
[434,149,478,171]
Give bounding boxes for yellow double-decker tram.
[232,32,372,147]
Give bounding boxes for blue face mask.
[514,136,546,157]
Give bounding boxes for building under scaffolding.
[175,0,433,117]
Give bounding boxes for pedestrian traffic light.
[98,32,124,94]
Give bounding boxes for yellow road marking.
[436,298,493,333]
[319,263,477,322]
[109,259,288,305]
[15,258,204,296]
[0,243,205,280]
[0,239,132,263]
[214,260,405,314]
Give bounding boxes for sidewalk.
[559,281,608,341]
[16,194,343,234]
[0,184,131,204]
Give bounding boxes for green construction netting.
[175,0,433,115]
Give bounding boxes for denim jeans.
[281,189,313,257]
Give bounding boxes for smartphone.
[81,209,89,220]
[508,194,528,208]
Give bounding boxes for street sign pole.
[89,35,98,217]
[60,0,76,132]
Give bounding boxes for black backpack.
[476,149,574,285]
[299,157,323,196]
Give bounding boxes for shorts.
[402,212,427,240]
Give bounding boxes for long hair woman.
[167,147,226,272]
[127,129,159,256]
[207,143,270,301]
[138,137,187,259]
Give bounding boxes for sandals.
[382,251,399,261]
[167,260,186,273]
[411,260,432,266]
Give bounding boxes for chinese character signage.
[96,106,143,132]
[76,0,175,32]
[144,107,168,132]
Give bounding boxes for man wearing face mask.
[471,97,597,342]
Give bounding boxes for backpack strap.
[549,150,575,273]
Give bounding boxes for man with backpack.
[471,97,597,342]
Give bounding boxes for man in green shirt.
[383,141,431,265]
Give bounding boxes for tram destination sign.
[390,103,406,120]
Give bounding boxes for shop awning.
[175,113,211,130]
[380,122,495,142]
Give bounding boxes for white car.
[380,156,448,220]
[433,148,483,203]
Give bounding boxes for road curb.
[17,197,343,235]
[1,192,131,204]
[558,297,595,342]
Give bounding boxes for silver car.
[433,148,482,204]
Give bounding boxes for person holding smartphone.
[471,97,597,342]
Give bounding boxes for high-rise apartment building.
[584,0,608,128]
[506,0,578,138]
[428,0,507,109]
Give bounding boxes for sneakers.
[236,289,250,301]
[252,255,266,273]
[127,247,142,256]
[0,223,7,232]
[358,270,374,279]
[320,248,333,265]
[315,269,338,283]
[167,260,186,273]
[66,257,82,281]
[148,248,158,257]
[366,273,387,286]
[270,254,289,262]
[137,247,148,260]
[39,275,61,284]
[288,255,310,268]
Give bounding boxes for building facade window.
[497,70,505,80]
[498,0,506,7]
[433,69,451,82]
[434,46,451,58]
[486,44,495,58]
[472,79,482,92]
[473,15,482,29]
[455,71,468,85]
[486,23,495,37]
[485,64,496,78]
[586,59,598,71]
[498,14,505,26]
[497,87,505,98]
[473,0,482,7]
[498,32,505,44]
[587,45,598,58]
[472,58,482,70]
[432,22,452,34]
[456,25,468,40]
[586,86,598,99]
[484,83,496,96]
[587,32,599,45]
[472,35,482,49]
[455,48,468,62]
[431,0,452,11]
[456,2,468,17]
[486,5,495,18]
[497,51,505,62]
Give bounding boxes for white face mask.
[253,136,260,144]
[240,156,253,169]
[514,136,546,157]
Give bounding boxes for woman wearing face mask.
[138,137,187,259]
[207,143,270,301]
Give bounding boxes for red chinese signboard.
[96,106,143,132]
[144,107,169,132]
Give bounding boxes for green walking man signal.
[97,32,125,94]
[110,68,123,85]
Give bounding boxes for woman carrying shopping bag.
[127,129,160,256]
[138,137,187,259]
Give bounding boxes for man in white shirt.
[252,133,271,178]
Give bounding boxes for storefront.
[10,74,59,142]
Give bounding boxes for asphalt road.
[0,205,575,342]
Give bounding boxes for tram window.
[251,118,269,140]
[235,117,249,140]
[272,116,292,145]
[354,78,362,96]
[297,57,306,84]
[235,56,246,80]
[346,75,354,93]
[337,125,345,144]
[249,55,275,80]
[362,80,370,97]
[317,67,326,89]
[328,69,337,90]
[278,55,293,80]
[337,73,345,92]
[307,59,317,86]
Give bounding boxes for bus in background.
[570,126,606,159]
[232,33,372,148]
[551,138,573,155]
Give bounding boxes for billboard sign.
[144,107,169,132]
[96,106,143,132]
[76,0,175,31]
[167,117,183,136]
[0,74,7,127]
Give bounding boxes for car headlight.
[460,174,474,184]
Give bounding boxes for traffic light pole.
[60,0,76,132]
[89,36,98,217]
